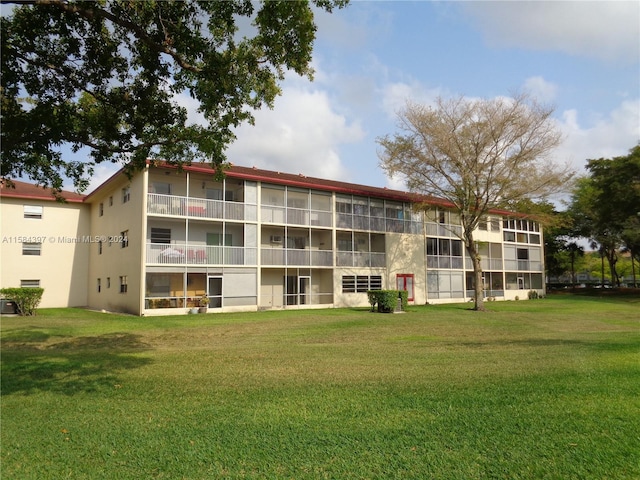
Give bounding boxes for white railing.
[336,251,386,268]
[261,205,332,227]
[426,222,463,238]
[260,292,334,307]
[260,248,333,266]
[504,259,543,272]
[427,256,465,269]
[146,243,257,265]
[481,258,504,270]
[147,193,250,221]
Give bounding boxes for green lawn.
[2,295,639,479]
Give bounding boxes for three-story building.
[1,161,545,315]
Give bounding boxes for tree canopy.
[567,145,640,286]
[1,0,347,191]
[377,94,574,310]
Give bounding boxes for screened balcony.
[147,193,255,221]
[146,243,257,265]
[260,248,333,267]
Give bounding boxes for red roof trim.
[150,161,441,205]
[0,180,86,203]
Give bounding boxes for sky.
[35,1,640,194]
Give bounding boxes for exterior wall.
[333,267,386,308]
[2,164,547,315]
[385,232,427,304]
[0,197,90,307]
[86,171,147,314]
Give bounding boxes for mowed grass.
[1,295,639,479]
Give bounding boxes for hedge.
[367,290,407,313]
[0,287,44,316]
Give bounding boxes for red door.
[396,274,415,302]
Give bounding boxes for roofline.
[148,162,522,215]
[0,180,86,203]
[0,192,86,203]
[82,167,130,202]
[27,159,522,217]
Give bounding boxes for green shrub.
[366,290,406,313]
[0,287,44,316]
[528,290,540,300]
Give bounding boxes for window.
[122,186,130,203]
[97,278,101,293]
[342,275,356,293]
[336,195,352,214]
[479,217,488,230]
[356,276,369,292]
[98,241,103,254]
[150,228,171,244]
[23,205,43,219]
[107,277,111,289]
[121,230,129,248]
[369,276,382,290]
[109,196,113,206]
[342,275,381,293]
[22,242,41,256]
[490,218,500,232]
[99,203,104,216]
[119,276,128,293]
[20,279,40,288]
[504,231,516,242]
[152,182,172,195]
[427,237,437,256]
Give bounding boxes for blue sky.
[35,1,640,194]
[211,1,639,195]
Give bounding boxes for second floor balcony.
[147,193,256,222]
[146,243,257,266]
[261,248,333,267]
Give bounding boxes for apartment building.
[0,162,545,315]
[0,180,91,308]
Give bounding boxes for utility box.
[0,299,18,314]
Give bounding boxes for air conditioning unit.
[269,235,283,243]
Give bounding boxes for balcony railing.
[504,260,543,272]
[336,251,386,268]
[426,222,463,238]
[146,243,257,265]
[427,256,465,269]
[260,247,333,266]
[261,205,332,227]
[147,193,255,221]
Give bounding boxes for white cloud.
[554,98,640,172]
[380,81,444,119]
[226,85,365,181]
[523,76,558,103]
[83,162,121,194]
[462,1,640,63]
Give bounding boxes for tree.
[377,94,573,310]
[568,146,640,287]
[1,0,347,192]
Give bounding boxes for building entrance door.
[396,274,415,302]
[208,276,222,308]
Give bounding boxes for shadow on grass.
[1,331,152,396]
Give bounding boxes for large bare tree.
[377,94,574,310]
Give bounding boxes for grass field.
[1,295,639,479]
